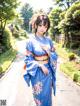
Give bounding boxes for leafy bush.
[48,8,62,38]
[0,27,12,53]
[60,62,75,78]
[70,42,80,49]
[0,66,3,74]
[13,26,19,38]
[68,53,76,61]
[58,2,80,48]
[78,76,80,83]
[73,10,80,21]
[12,25,27,38]
[19,29,27,37]
[60,61,80,84]
[73,71,80,82]
[73,73,79,82]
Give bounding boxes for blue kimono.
[23,35,58,106]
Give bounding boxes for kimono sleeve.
[49,39,58,96]
[49,39,58,70]
[23,40,40,86]
[24,40,39,76]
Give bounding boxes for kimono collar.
[35,35,45,41]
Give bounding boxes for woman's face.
[36,22,48,36]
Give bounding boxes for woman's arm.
[24,40,49,75]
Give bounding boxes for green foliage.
[55,0,77,9]
[60,61,80,77]
[15,25,19,31]
[73,71,80,83]
[12,25,19,38]
[59,1,80,33]
[56,42,80,84]
[68,53,76,61]
[0,0,19,20]
[0,66,3,74]
[73,72,79,82]
[0,49,16,72]
[12,25,27,38]
[48,8,62,38]
[65,1,80,21]
[58,19,67,34]
[65,1,80,30]
[59,11,66,20]
[60,62,75,78]
[0,27,12,53]
[21,3,33,31]
[56,43,69,59]
[78,76,80,83]
[61,62,80,84]
[0,0,20,53]
[73,10,80,21]
[58,1,80,48]
[0,0,20,30]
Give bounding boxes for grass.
[55,43,80,84]
[0,33,17,74]
[0,28,28,76]
[60,61,78,79]
[55,43,69,60]
[0,49,16,73]
[0,33,28,74]
[60,62,80,84]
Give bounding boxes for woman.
[23,14,58,106]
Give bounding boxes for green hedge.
[60,62,80,84]
[2,28,12,51]
[73,71,80,83]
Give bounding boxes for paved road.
[0,40,80,106]
[56,60,80,106]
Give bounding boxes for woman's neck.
[36,32,44,37]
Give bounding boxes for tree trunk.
[64,33,70,48]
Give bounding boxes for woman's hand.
[39,64,49,75]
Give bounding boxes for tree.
[0,0,19,43]
[20,3,33,31]
[48,8,62,39]
[58,1,80,48]
[54,0,77,9]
